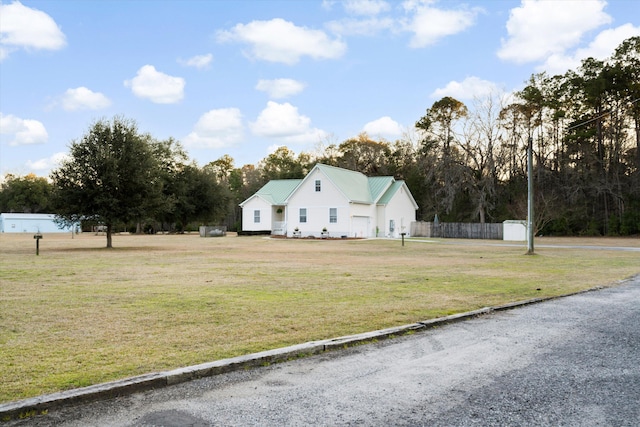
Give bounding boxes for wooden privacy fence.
[410,221,503,240]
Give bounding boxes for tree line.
[1,37,638,245]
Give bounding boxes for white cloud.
[326,17,395,36]
[179,53,213,69]
[250,101,327,144]
[184,108,244,148]
[329,1,481,44]
[497,0,611,64]
[402,1,480,48]
[217,18,347,65]
[431,76,501,100]
[362,116,403,139]
[343,0,391,16]
[124,65,185,104]
[0,113,48,145]
[58,87,111,111]
[540,23,640,75]
[321,0,336,11]
[26,152,68,172]
[0,1,66,60]
[255,79,306,99]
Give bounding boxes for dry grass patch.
[0,233,638,403]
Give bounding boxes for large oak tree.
[50,117,162,248]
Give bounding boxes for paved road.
[10,276,640,426]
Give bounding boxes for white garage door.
[351,216,371,238]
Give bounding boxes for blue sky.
[1,0,639,178]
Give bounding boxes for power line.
[566,110,610,131]
[566,97,640,131]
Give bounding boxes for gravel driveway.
[8,275,640,426]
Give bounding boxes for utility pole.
[527,136,535,255]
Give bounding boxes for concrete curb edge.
[0,280,629,421]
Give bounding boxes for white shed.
[503,220,527,241]
[0,213,77,233]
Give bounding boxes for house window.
[315,180,321,192]
[299,208,307,223]
[254,210,260,223]
[389,219,395,233]
[329,208,337,223]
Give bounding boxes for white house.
[240,164,418,238]
[0,213,77,233]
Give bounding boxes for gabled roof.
[312,164,373,204]
[368,176,394,202]
[239,179,301,207]
[313,164,400,205]
[377,180,419,209]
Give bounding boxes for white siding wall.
[376,205,386,237]
[241,197,272,231]
[287,168,350,237]
[381,185,417,237]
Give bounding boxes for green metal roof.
[251,179,301,205]
[368,176,394,202]
[377,180,403,204]
[377,180,419,209]
[314,164,373,203]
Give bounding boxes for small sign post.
[34,233,43,255]
[401,232,406,247]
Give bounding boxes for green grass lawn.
[1,233,638,403]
